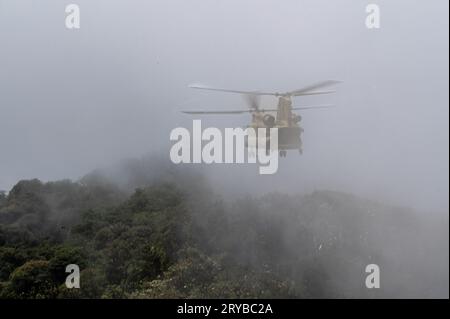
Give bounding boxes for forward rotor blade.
[253,105,335,112]
[182,104,335,114]
[182,109,251,115]
[291,104,335,110]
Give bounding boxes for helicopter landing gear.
[279,150,287,157]
[299,148,303,155]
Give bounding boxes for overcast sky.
[0,0,448,213]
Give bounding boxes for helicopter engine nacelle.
[263,114,275,127]
[293,115,302,123]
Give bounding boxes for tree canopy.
[0,165,447,298]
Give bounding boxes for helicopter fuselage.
[245,96,303,155]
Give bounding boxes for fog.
[0,0,448,214]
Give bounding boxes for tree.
[48,246,86,284]
[9,260,57,298]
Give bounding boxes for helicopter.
[182,80,340,157]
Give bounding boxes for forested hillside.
[0,160,448,298]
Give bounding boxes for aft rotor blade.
[188,84,273,96]
[189,81,340,97]
[289,80,341,96]
[293,90,336,96]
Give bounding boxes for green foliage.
[8,260,57,298]
[0,247,27,281]
[0,191,6,208]
[0,174,442,299]
[48,246,86,283]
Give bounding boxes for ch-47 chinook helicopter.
[182,80,340,157]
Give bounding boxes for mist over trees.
[0,157,448,298]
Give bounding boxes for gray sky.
[0,0,448,212]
